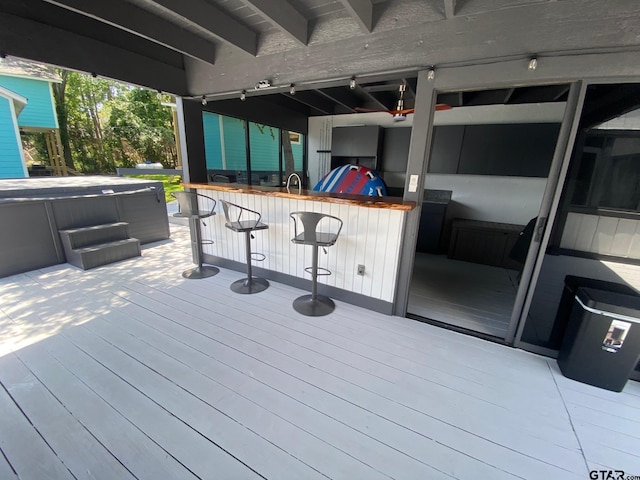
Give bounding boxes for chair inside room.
[220,200,270,294]
[172,191,220,279]
[290,211,343,316]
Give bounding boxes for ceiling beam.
[186,0,640,96]
[243,0,307,46]
[338,0,373,33]
[42,0,216,64]
[443,0,456,19]
[153,0,257,56]
[282,90,335,115]
[0,11,187,94]
[315,88,358,113]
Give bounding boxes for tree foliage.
[51,70,177,174]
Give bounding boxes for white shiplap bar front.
[186,184,413,308]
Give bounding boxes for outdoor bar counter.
[183,182,416,313]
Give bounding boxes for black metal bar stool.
[172,191,220,279]
[290,211,343,316]
[220,200,269,294]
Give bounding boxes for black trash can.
[558,287,640,392]
[549,275,639,350]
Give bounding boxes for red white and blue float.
[313,164,387,197]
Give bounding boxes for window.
[202,112,305,186]
[569,130,640,211]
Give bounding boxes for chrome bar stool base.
[293,294,335,316]
[231,276,269,294]
[221,200,269,295]
[182,265,220,279]
[172,191,220,280]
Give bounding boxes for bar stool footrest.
[304,266,331,276]
[182,265,219,279]
[231,277,269,294]
[293,294,335,316]
[250,252,266,262]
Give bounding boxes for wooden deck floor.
[1,224,639,480]
[409,253,519,338]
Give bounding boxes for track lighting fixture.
[528,57,538,71]
[240,90,246,101]
[289,84,296,95]
[201,95,207,106]
[349,77,357,90]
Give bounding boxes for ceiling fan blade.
[355,104,451,114]
[354,107,387,113]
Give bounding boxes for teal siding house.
[203,111,303,182]
[0,58,62,179]
[0,86,28,178]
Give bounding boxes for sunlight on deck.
[1,223,639,480]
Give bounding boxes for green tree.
[51,69,177,174]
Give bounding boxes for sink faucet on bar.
[286,173,302,194]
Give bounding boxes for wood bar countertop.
[182,182,417,211]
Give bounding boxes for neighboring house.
[0,85,27,178]
[0,58,64,178]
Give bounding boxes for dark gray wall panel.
[0,202,59,277]
[428,126,465,174]
[118,192,170,244]
[51,197,119,230]
[381,128,411,173]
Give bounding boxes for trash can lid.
[565,275,639,296]
[576,287,640,319]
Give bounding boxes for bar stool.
[220,200,269,294]
[290,211,343,316]
[172,191,220,279]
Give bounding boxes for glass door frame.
[393,53,640,348]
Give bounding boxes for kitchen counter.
[182,182,416,211]
[183,182,412,313]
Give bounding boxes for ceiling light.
[201,95,207,106]
[427,68,435,81]
[255,79,271,89]
[349,77,357,90]
[289,84,296,95]
[528,57,538,71]
[240,90,246,101]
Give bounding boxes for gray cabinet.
[331,126,384,170]
[448,219,524,269]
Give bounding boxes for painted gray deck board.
[15,345,199,480]
[0,224,638,479]
[0,374,75,480]
[0,449,17,480]
[116,280,586,478]
[41,333,264,480]
[0,354,136,480]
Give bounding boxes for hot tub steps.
[59,222,141,270]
